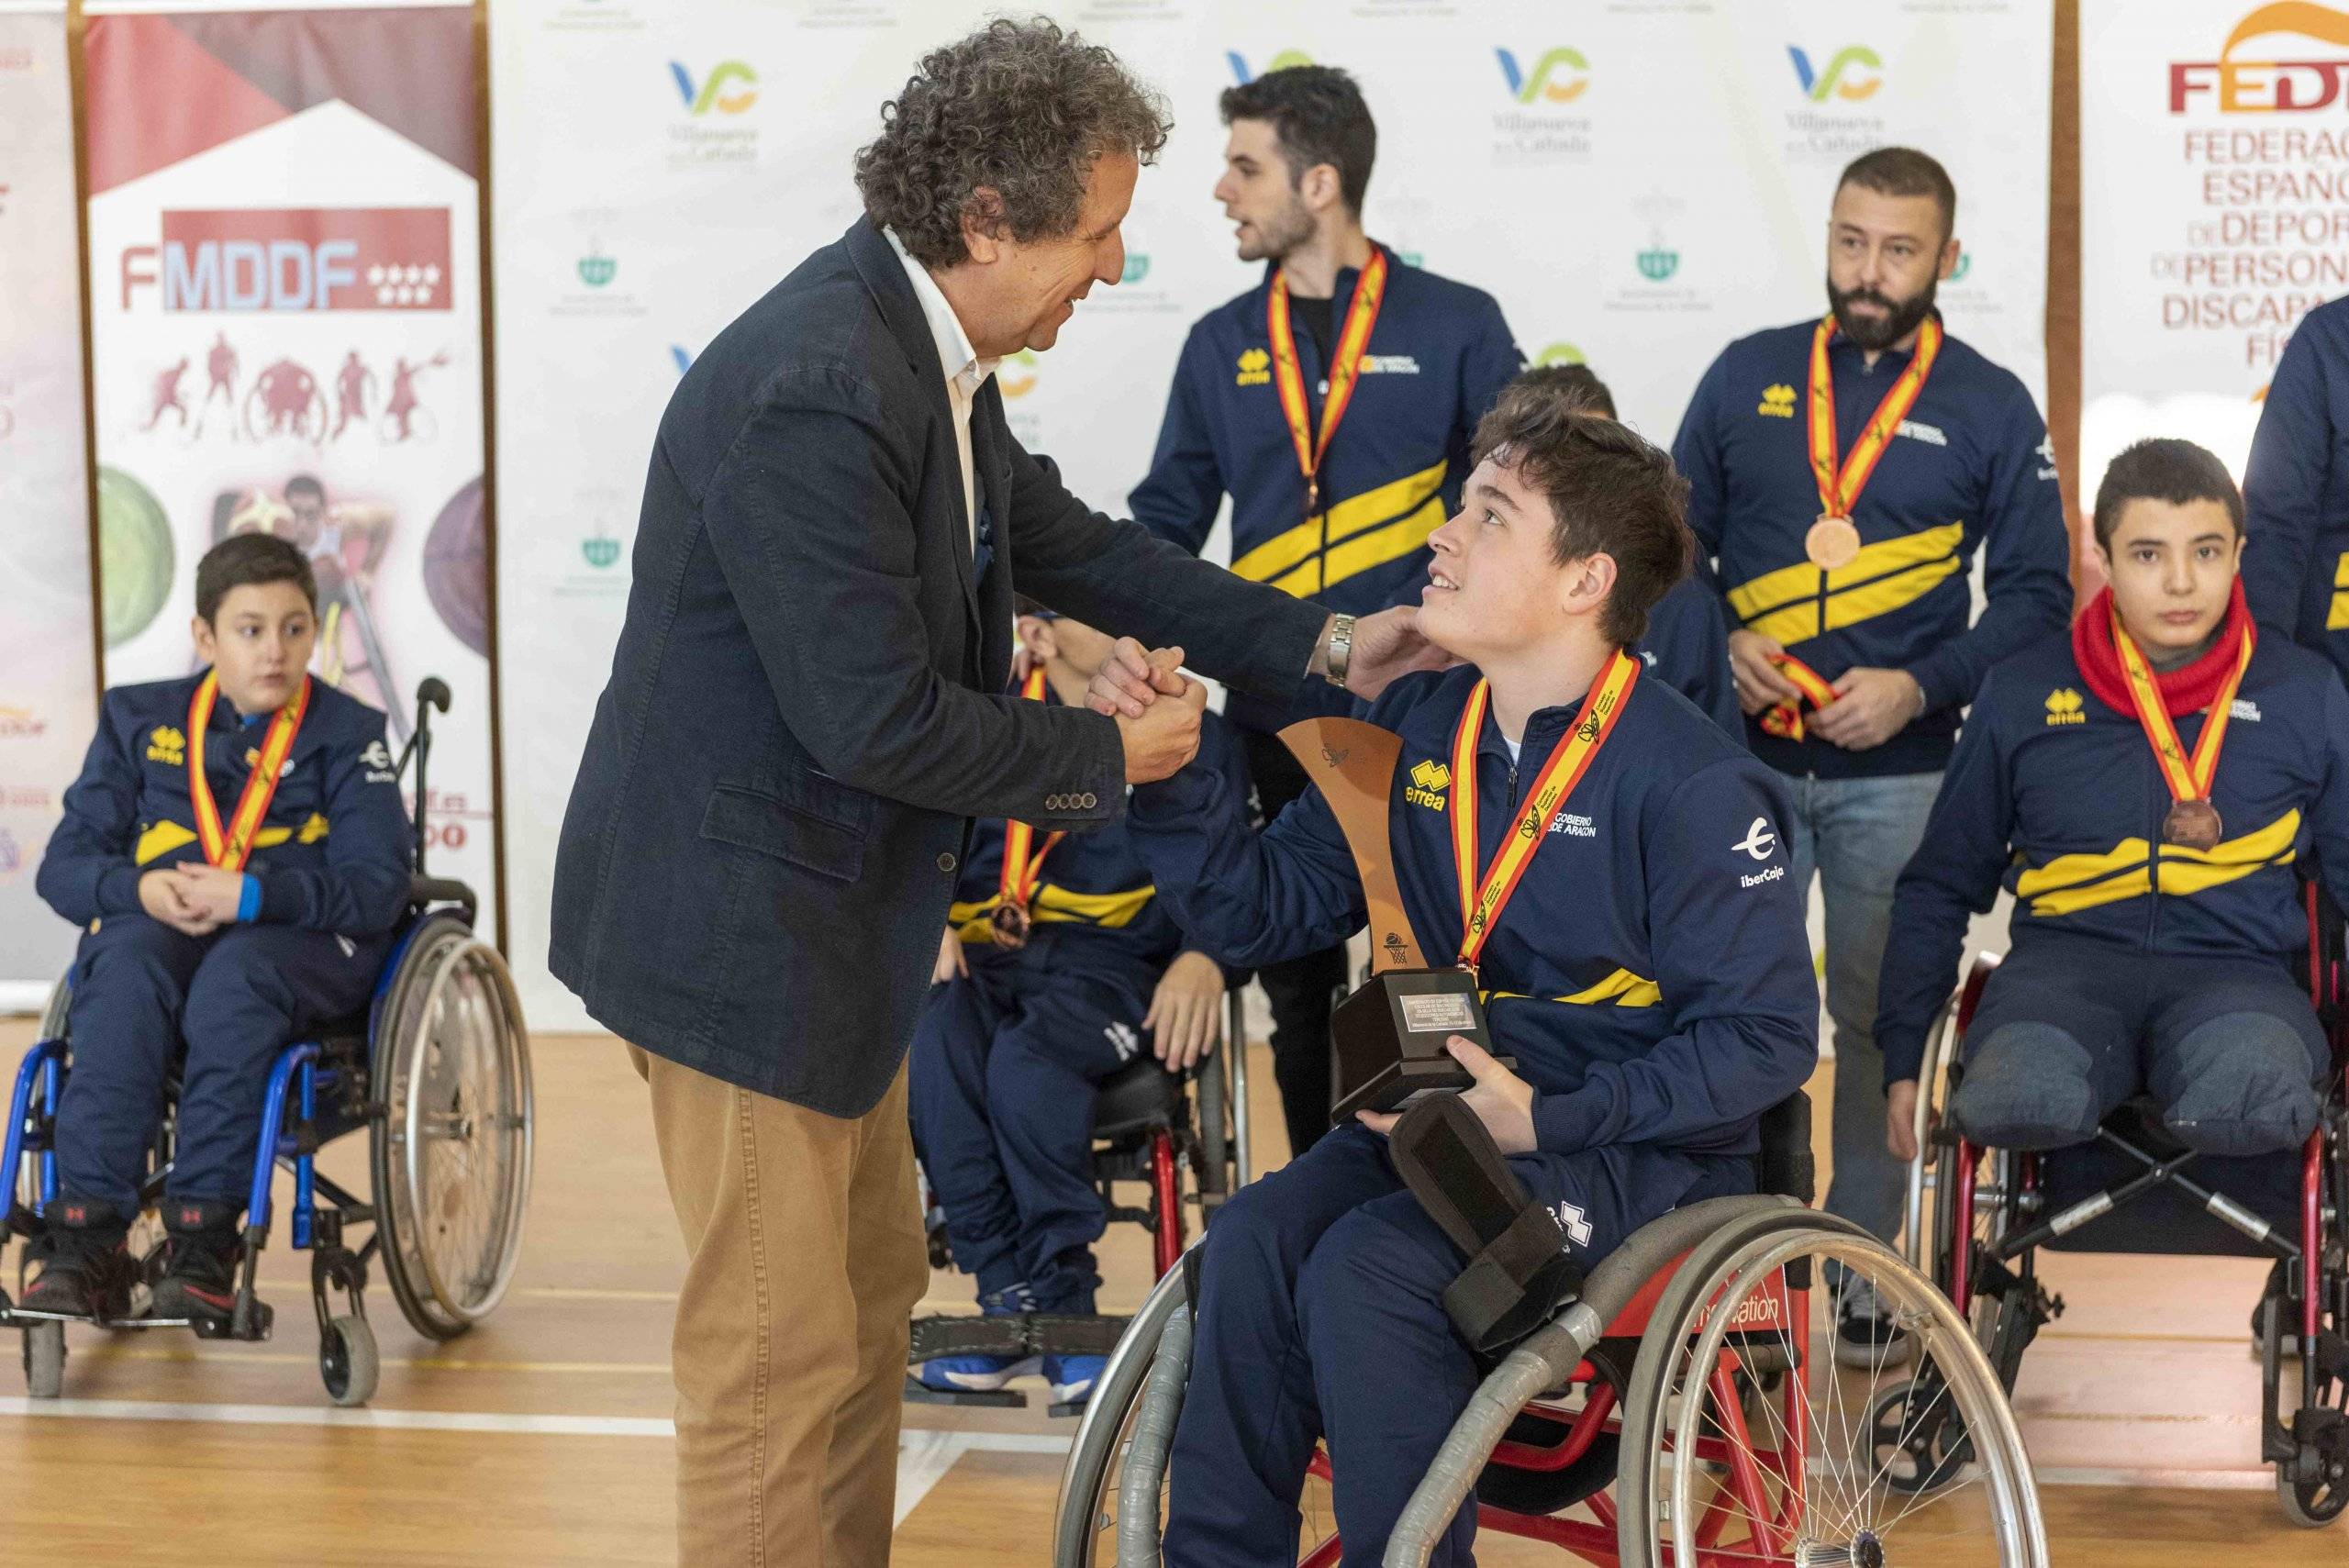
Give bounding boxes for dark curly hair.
[855,18,1171,270]
[1472,392,1692,648]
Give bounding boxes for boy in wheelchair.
[1877,439,2345,1172]
[908,608,1243,1409]
[23,533,411,1325]
[1106,393,1820,1562]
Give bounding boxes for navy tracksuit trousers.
[907,940,1157,1310]
[55,913,391,1214]
[1162,1125,1753,1567]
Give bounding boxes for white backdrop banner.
[2080,0,2344,495]
[492,0,2053,1029]
[83,1,497,935]
[0,1,98,1009]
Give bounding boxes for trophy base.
[1326,966,1511,1127]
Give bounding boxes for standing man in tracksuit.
[1672,146,2070,1361]
[2243,294,2349,677]
[1130,64,1524,1156]
[1877,439,2343,1173]
[1108,392,1818,1566]
[908,610,1245,1409]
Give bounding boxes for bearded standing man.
[548,24,1439,1565]
[1671,146,2069,1365]
[1129,64,1522,1157]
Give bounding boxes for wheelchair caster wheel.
[23,1320,64,1399]
[1867,1376,1974,1496]
[320,1314,379,1407]
[2278,1409,2349,1528]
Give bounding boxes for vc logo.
[1787,44,1882,102]
[1225,49,1312,84]
[670,60,758,116]
[1000,350,1039,398]
[1496,46,1589,103]
[1535,342,1586,366]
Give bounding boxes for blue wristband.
[236,874,262,922]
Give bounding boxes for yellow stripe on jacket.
[949,884,1156,944]
[2014,809,2299,917]
[1484,966,1663,1008]
[1231,459,1449,597]
[1727,521,1966,647]
[136,814,328,866]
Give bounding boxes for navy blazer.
[550,217,1326,1114]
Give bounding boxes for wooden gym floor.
[0,1016,2335,1565]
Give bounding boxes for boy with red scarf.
[1876,439,2348,1163]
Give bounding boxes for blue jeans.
[1781,770,1943,1249]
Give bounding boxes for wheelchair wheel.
[1618,1221,2047,1567]
[37,976,71,1043]
[370,912,534,1340]
[23,1320,63,1399]
[320,1313,379,1407]
[1052,1263,1192,1567]
[1196,1047,1230,1203]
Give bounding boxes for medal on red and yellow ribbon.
[1266,247,1389,527]
[1802,312,1943,571]
[990,665,1067,949]
[2110,606,2254,851]
[1758,652,1841,742]
[185,669,310,872]
[1447,651,1640,974]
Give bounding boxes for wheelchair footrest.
[907,1311,1130,1363]
[902,1376,1028,1410]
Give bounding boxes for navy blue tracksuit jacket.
[1675,317,2071,777]
[2245,294,2349,680]
[1130,246,1523,733]
[1875,628,2349,1089]
[38,672,410,1211]
[908,710,1244,1308]
[1124,663,1818,1565]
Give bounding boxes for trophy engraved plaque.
[1279,717,1508,1126]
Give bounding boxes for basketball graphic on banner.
[425,477,491,656]
[96,465,173,650]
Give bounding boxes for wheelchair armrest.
[409,876,477,922]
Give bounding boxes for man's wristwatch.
[1324,613,1356,689]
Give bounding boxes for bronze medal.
[989,900,1031,950]
[1805,514,1862,572]
[2162,798,2222,851]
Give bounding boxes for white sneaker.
[1833,1273,1913,1370]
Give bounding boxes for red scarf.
[2071,579,2252,719]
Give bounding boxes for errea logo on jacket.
[1235,348,1271,387]
[1405,757,1449,810]
[146,726,185,764]
[1756,384,1796,418]
[2044,687,2085,726]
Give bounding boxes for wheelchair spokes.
[1643,1233,2039,1567]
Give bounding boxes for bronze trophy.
[1279,717,1509,1127]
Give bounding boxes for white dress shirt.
[885,227,998,559]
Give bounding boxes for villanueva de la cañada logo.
[1490,43,1591,165]
[1781,41,1886,164]
[666,59,758,166]
[1224,48,1311,85]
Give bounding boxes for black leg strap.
[1387,1093,1582,1354]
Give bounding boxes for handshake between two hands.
[139,863,250,936]
[1085,606,1457,784]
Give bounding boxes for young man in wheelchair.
[1877,438,2345,1175]
[908,608,1243,1410]
[1108,393,1819,1563]
[24,533,411,1324]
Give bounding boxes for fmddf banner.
[83,0,496,935]
[0,1,97,1010]
[492,0,2052,1029]
[2081,0,2344,495]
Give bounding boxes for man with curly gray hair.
[551,17,1448,1565]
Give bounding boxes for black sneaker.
[150,1199,243,1324]
[18,1197,131,1318]
[1833,1273,1913,1370]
